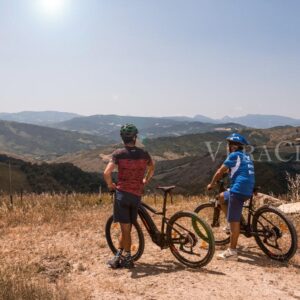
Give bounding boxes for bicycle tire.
[194,202,230,246]
[166,211,215,268]
[105,215,145,262]
[252,205,298,261]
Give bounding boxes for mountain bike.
[194,181,298,261]
[105,186,215,268]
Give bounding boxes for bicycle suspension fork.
[212,199,221,227]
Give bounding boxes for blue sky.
[0,0,299,118]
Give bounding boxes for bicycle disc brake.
[263,226,282,250]
[179,232,198,255]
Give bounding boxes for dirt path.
[1,206,299,300]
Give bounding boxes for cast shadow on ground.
[238,249,300,269]
[129,261,225,279]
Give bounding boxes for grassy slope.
[0,120,112,158]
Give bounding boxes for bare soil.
[0,195,299,300]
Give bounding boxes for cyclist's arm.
[143,159,155,185]
[104,162,117,191]
[208,164,229,188]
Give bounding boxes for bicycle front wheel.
[166,211,215,268]
[105,215,145,261]
[194,202,230,245]
[252,205,298,261]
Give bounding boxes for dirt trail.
[0,207,299,300]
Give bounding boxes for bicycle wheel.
[105,215,145,261]
[166,211,215,268]
[252,205,298,261]
[194,203,230,246]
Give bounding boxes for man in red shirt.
[104,124,154,268]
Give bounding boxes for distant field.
[0,193,299,300]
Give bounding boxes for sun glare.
[37,0,67,17]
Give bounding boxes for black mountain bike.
[194,181,298,261]
[106,186,215,268]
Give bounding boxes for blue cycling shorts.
[223,191,249,222]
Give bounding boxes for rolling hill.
[0,155,104,194]
[219,114,300,128]
[0,120,112,159]
[0,111,81,125]
[50,114,244,141]
[167,114,300,129]
[50,126,300,195]
[51,126,300,172]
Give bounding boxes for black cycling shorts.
[113,190,141,224]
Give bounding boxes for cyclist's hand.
[207,183,214,191]
[108,183,116,192]
[143,178,148,185]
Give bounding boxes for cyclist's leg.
[108,190,132,268]
[228,193,248,249]
[113,190,132,251]
[120,193,141,268]
[218,190,229,217]
[119,223,132,251]
[126,194,141,250]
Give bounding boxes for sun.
[37,0,67,17]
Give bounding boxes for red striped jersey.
[111,146,152,196]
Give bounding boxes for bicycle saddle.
[156,186,176,192]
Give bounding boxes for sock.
[229,248,237,254]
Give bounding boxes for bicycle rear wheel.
[105,215,145,261]
[194,202,230,245]
[166,211,215,268]
[252,205,298,261]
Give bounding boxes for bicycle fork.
[211,199,221,227]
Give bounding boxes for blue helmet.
[226,133,249,145]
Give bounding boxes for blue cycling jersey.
[223,150,255,197]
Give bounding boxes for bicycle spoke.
[253,207,297,261]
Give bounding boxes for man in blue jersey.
[207,133,255,261]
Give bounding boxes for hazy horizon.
[1,1,300,119]
[0,110,300,121]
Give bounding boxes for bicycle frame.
[138,187,173,249]
[213,182,281,239]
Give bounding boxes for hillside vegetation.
[50,126,300,196]
[0,120,112,159]
[51,114,244,141]
[0,155,104,194]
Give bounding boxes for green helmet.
[120,123,138,139]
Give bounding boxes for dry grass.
[0,265,65,300]
[0,192,299,300]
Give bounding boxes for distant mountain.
[163,115,216,123]
[0,120,112,159]
[193,115,218,123]
[166,114,300,129]
[1,111,299,129]
[53,125,300,170]
[219,114,300,128]
[0,111,81,125]
[51,114,244,141]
